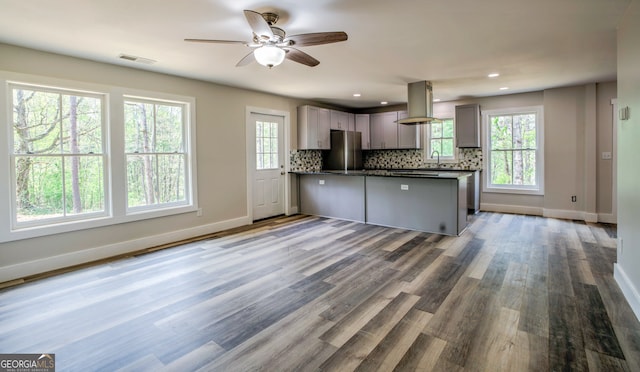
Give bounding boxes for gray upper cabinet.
[370,112,398,149]
[397,111,421,149]
[455,103,481,148]
[355,114,371,149]
[298,105,331,150]
[330,110,351,131]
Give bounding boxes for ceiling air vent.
[118,54,156,65]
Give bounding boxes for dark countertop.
[291,169,473,180]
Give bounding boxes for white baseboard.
[480,203,543,216]
[480,204,612,224]
[543,208,585,220]
[615,264,640,322]
[543,208,601,222]
[598,213,617,224]
[0,216,251,284]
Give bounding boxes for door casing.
[245,106,291,222]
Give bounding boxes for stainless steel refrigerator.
[324,130,363,170]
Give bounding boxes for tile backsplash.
[364,148,483,170]
[289,148,482,172]
[289,149,323,172]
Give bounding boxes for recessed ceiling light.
[353,93,361,97]
[488,73,500,78]
[499,87,509,90]
[380,101,388,105]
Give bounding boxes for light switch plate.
[401,184,409,191]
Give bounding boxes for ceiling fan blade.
[286,32,348,47]
[243,10,274,40]
[236,51,256,67]
[184,38,247,45]
[284,48,320,67]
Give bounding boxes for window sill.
[484,186,544,196]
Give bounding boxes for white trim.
[0,72,199,243]
[482,106,545,196]
[598,213,617,224]
[245,106,291,221]
[0,215,251,283]
[612,98,618,223]
[480,203,543,216]
[543,208,596,222]
[480,203,604,222]
[615,264,640,322]
[423,115,457,163]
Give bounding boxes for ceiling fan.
[185,10,348,68]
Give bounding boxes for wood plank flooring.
[1,212,639,371]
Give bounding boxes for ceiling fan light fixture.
[254,45,285,68]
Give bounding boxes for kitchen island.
[295,170,470,235]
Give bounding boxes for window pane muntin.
[126,154,157,208]
[10,83,107,227]
[256,120,278,170]
[155,104,184,153]
[486,108,542,192]
[157,154,186,204]
[62,95,103,154]
[442,119,454,138]
[428,118,454,158]
[490,115,513,150]
[124,98,189,211]
[13,89,63,155]
[64,155,105,215]
[14,156,64,222]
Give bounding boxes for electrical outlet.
[602,152,612,160]
[571,195,577,203]
[401,184,409,191]
[319,180,325,185]
[196,208,202,217]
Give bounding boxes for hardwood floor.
[1,213,639,371]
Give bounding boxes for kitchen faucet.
[431,150,440,168]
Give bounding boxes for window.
[427,118,455,161]
[256,120,278,170]
[10,83,107,228]
[2,75,197,242]
[483,106,544,194]
[124,98,188,211]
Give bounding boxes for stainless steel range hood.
[396,81,441,125]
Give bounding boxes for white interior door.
[251,113,285,221]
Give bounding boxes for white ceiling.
[0,0,630,109]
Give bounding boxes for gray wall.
[0,40,622,283]
[616,0,640,318]
[433,86,616,221]
[0,43,310,281]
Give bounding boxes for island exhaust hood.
[396,81,441,125]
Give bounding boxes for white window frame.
[423,115,458,164]
[482,105,544,195]
[123,95,194,214]
[8,82,110,230]
[0,73,198,243]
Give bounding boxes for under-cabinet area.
[297,171,469,235]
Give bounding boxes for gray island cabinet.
[365,176,467,235]
[299,174,365,222]
[296,171,469,236]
